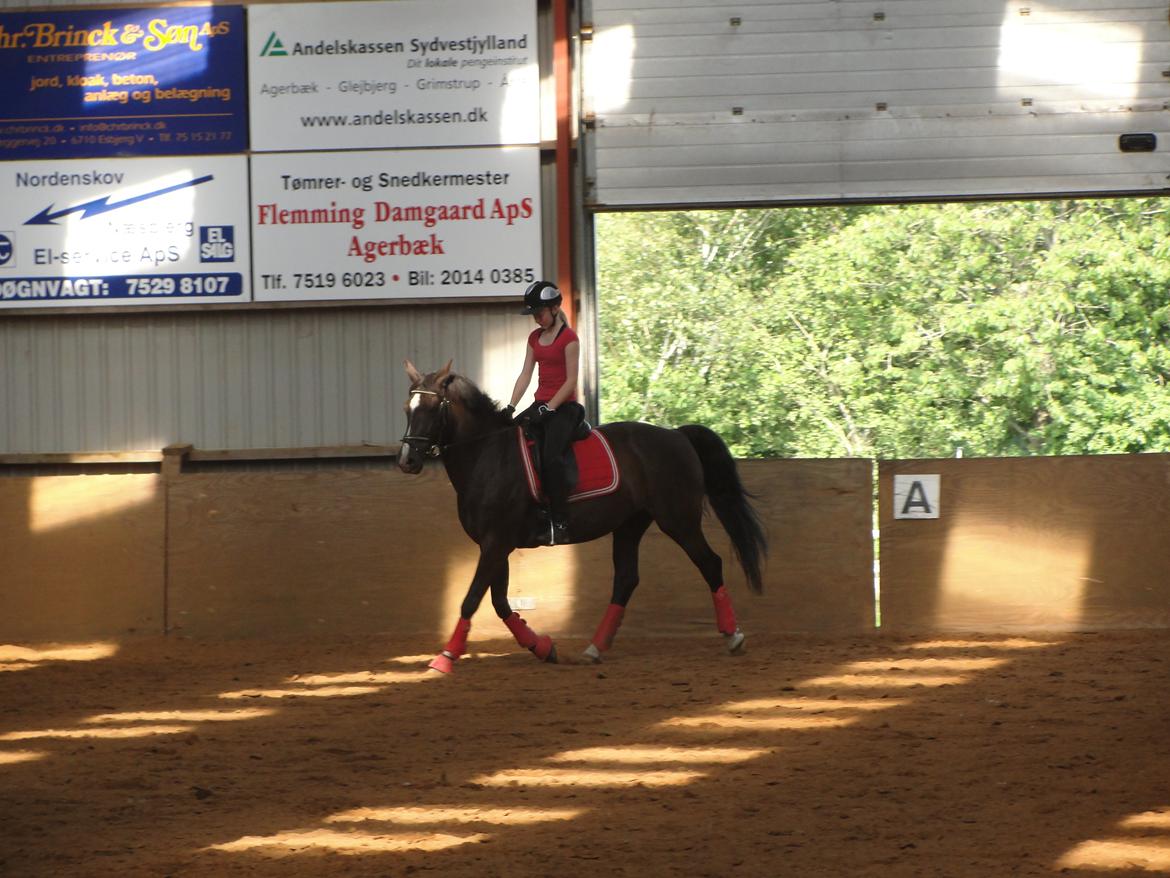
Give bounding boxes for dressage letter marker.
[893,474,940,519]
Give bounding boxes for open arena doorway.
[593,197,1170,631]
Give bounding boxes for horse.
[397,359,768,673]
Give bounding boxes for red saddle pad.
[518,427,620,503]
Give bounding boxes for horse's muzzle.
[397,444,423,474]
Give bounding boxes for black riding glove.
[537,404,556,424]
[503,404,515,419]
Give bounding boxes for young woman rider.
[505,280,584,546]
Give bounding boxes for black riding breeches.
[523,401,584,516]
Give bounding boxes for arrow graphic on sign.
[25,175,215,225]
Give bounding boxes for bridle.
[400,389,451,459]
[400,384,520,460]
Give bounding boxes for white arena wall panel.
[583,0,1170,207]
[0,306,531,454]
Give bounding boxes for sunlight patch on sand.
[326,805,584,825]
[0,749,46,765]
[218,685,382,699]
[472,767,704,787]
[209,828,485,855]
[548,745,767,765]
[1058,806,1170,871]
[1,724,193,741]
[1121,809,1170,830]
[900,638,1058,651]
[724,696,907,713]
[283,670,432,686]
[0,662,41,673]
[383,651,510,665]
[660,713,859,731]
[82,708,275,724]
[1057,838,1170,871]
[802,672,968,689]
[845,657,1007,672]
[0,642,119,663]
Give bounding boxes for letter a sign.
[893,474,940,519]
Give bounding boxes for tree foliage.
[595,199,1170,458]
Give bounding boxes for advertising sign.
[248,0,539,151]
[251,147,540,301]
[0,155,250,308]
[0,6,247,160]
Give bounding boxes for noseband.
[400,389,451,458]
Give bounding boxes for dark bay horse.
[397,360,767,673]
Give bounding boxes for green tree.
[596,199,1170,458]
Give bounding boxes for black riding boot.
[537,405,578,546]
[549,500,570,546]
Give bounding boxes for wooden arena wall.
[0,457,875,642]
[4,453,1169,642]
[879,455,1170,632]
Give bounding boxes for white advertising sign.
[248,0,539,151]
[0,156,250,308]
[251,147,541,301]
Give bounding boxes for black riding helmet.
[521,280,562,314]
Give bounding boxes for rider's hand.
[503,404,515,419]
[537,404,556,423]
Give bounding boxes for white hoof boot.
[725,629,746,655]
[583,643,602,664]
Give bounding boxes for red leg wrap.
[428,617,471,674]
[591,603,626,652]
[503,612,539,649]
[712,585,738,635]
[443,617,472,657]
[532,635,555,662]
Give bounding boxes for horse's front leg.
[428,543,508,674]
[491,563,557,664]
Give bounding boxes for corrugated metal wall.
[0,305,532,453]
[583,0,1170,207]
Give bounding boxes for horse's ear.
[436,359,453,379]
[404,359,423,384]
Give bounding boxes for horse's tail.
[676,424,768,594]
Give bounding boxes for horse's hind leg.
[584,512,652,663]
[657,514,746,655]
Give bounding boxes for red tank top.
[528,325,578,403]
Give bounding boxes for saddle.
[518,421,620,503]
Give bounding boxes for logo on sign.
[260,32,288,56]
[199,226,235,262]
[0,233,13,268]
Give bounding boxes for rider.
[505,280,583,546]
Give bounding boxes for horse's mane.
[447,374,512,426]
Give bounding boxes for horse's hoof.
[725,630,746,655]
[583,643,602,664]
[427,652,455,674]
[531,635,556,663]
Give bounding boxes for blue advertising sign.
[0,6,247,160]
